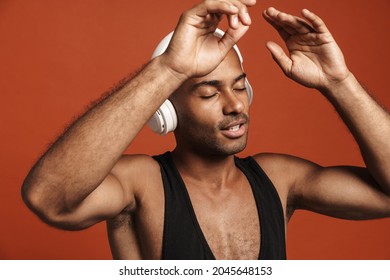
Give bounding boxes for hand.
[159,0,256,80]
[263,7,350,90]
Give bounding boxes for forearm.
[321,73,390,194]
[22,57,184,211]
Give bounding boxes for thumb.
[218,25,249,56]
[265,41,292,77]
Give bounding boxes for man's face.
[172,49,250,156]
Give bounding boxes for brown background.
[1,0,389,259]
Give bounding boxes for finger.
[237,0,256,7]
[218,23,249,53]
[262,9,289,41]
[195,0,252,29]
[228,12,251,29]
[301,9,330,34]
[228,14,239,29]
[227,0,252,26]
[275,10,316,34]
[194,0,239,17]
[264,7,298,36]
[265,41,292,77]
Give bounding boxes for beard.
[176,112,249,157]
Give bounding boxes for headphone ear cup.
[245,78,253,104]
[147,99,178,135]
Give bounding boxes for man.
[21,0,390,259]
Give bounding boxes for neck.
[172,147,239,188]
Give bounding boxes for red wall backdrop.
[1,0,389,259]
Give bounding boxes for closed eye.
[200,92,219,99]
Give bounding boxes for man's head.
[148,29,253,156]
[171,48,250,156]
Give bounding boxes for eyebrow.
[191,73,247,91]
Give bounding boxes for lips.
[220,119,248,139]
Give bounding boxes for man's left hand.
[263,7,351,91]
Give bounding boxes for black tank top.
[153,152,286,260]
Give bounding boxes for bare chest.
[185,180,261,260]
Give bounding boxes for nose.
[222,90,245,115]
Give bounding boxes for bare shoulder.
[252,152,320,186]
[252,153,321,218]
[112,154,161,176]
[110,154,162,197]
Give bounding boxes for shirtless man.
[21,0,390,259]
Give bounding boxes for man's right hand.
[159,0,256,80]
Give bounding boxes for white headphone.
[148,29,253,135]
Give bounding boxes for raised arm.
[260,8,390,219]
[22,0,256,230]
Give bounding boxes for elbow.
[21,179,58,226]
[21,177,47,218]
[21,179,70,229]
[21,179,93,231]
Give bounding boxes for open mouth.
[228,124,241,132]
[220,121,247,138]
